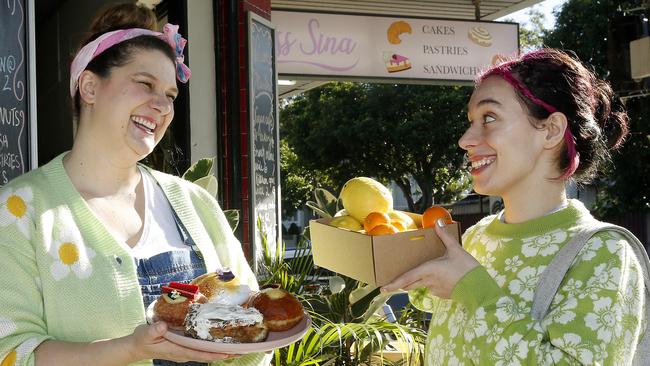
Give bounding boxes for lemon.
[329,215,363,231]
[339,177,393,222]
[395,210,423,228]
[387,210,417,230]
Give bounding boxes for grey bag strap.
[532,222,650,320]
[530,222,650,365]
[530,225,602,321]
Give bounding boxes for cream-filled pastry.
[191,268,251,305]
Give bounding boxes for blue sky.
[497,0,567,29]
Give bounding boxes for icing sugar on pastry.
[188,304,263,339]
[184,303,268,343]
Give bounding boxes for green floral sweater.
[409,200,645,365]
[0,154,269,366]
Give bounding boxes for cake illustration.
[387,21,412,45]
[468,27,492,47]
[383,52,411,73]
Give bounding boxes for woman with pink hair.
[383,49,645,365]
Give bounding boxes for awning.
[271,0,543,97]
[271,0,545,21]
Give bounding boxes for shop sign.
[272,10,518,82]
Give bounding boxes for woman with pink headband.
[0,3,267,366]
[382,48,645,364]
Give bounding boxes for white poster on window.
[272,10,519,82]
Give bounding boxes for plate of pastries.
[146,268,311,354]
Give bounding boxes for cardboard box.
[310,217,461,286]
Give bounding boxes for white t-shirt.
[125,167,189,259]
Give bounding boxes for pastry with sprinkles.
[153,282,207,329]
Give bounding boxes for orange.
[422,206,453,228]
[363,211,391,232]
[390,219,407,232]
[368,223,399,236]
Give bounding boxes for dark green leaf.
[182,158,214,182]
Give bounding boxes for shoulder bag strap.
[531,221,650,318]
[531,223,650,365]
[530,224,603,320]
[532,223,650,320]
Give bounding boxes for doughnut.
[191,268,251,305]
[250,287,304,332]
[153,282,207,329]
[184,303,269,343]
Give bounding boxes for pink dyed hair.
[478,50,579,180]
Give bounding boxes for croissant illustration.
[387,21,412,45]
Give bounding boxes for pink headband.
[479,56,579,180]
[69,23,191,97]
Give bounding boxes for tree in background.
[280,139,337,216]
[280,140,312,216]
[280,82,472,213]
[543,0,650,216]
[544,0,622,75]
[279,0,649,217]
[502,6,549,51]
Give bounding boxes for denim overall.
[137,205,208,366]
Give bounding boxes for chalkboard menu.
[248,13,281,262]
[0,0,30,185]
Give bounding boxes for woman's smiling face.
[459,76,549,198]
[89,48,178,160]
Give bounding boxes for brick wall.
[242,0,271,19]
[216,0,271,259]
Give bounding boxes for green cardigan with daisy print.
[409,199,646,365]
[0,153,270,366]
